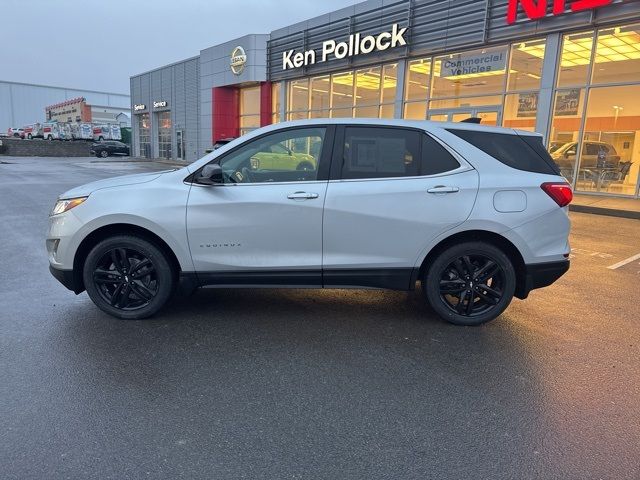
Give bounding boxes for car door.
[322,125,479,290]
[186,126,334,286]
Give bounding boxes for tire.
[423,241,516,326]
[27,134,32,140]
[82,235,175,320]
[99,150,109,158]
[98,136,104,141]
[296,161,314,171]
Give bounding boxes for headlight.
[51,196,87,216]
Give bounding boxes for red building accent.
[260,82,273,127]
[212,87,239,142]
[211,82,273,143]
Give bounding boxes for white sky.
[1,0,359,94]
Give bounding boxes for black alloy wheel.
[438,254,505,317]
[83,235,175,319]
[93,247,158,311]
[424,241,516,326]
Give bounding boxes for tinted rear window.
[446,129,560,175]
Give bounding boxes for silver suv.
[47,119,571,326]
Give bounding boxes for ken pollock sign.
[282,23,408,70]
[507,0,614,24]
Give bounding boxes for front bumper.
[516,260,570,299]
[49,265,84,294]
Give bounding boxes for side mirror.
[196,164,223,185]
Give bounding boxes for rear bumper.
[516,260,570,299]
[49,265,84,294]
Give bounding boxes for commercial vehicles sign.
[282,23,408,71]
[507,0,614,24]
[439,49,507,77]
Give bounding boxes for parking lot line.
[607,252,640,270]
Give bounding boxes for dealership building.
[130,0,640,198]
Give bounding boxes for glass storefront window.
[549,88,587,183]
[310,75,331,111]
[557,31,595,87]
[157,111,171,159]
[405,58,430,102]
[287,111,309,121]
[575,85,640,196]
[310,109,330,119]
[404,101,426,120]
[431,46,508,99]
[354,105,379,118]
[240,86,260,115]
[380,104,395,119]
[508,39,545,92]
[331,108,352,118]
[503,93,537,131]
[381,63,398,105]
[355,67,381,106]
[591,23,640,85]
[331,72,354,110]
[289,79,309,112]
[137,113,150,158]
[272,82,281,123]
[239,86,260,136]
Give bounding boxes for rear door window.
[341,127,421,179]
[446,129,560,175]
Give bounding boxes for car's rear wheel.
[82,235,175,320]
[99,150,109,158]
[424,241,516,326]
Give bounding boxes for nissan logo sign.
[230,46,247,75]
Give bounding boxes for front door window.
[219,128,326,184]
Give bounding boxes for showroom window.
[550,23,640,197]
[284,62,397,120]
[272,82,282,124]
[239,86,261,136]
[157,111,171,159]
[136,113,151,158]
[402,39,546,129]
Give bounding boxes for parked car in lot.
[47,119,571,326]
[551,140,621,172]
[8,127,24,138]
[90,141,130,158]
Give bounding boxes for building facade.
[130,0,640,198]
[0,81,130,133]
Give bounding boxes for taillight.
[541,182,573,207]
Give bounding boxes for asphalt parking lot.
[1,156,639,479]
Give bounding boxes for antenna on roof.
[460,117,481,124]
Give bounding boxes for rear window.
[446,129,560,175]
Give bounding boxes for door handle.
[427,185,460,194]
[287,192,319,200]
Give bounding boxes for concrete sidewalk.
[570,194,640,220]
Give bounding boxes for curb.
[569,204,640,220]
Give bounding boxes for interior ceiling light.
[521,29,640,67]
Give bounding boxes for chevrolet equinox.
[47,119,571,326]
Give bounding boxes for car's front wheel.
[82,235,175,319]
[424,241,516,326]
